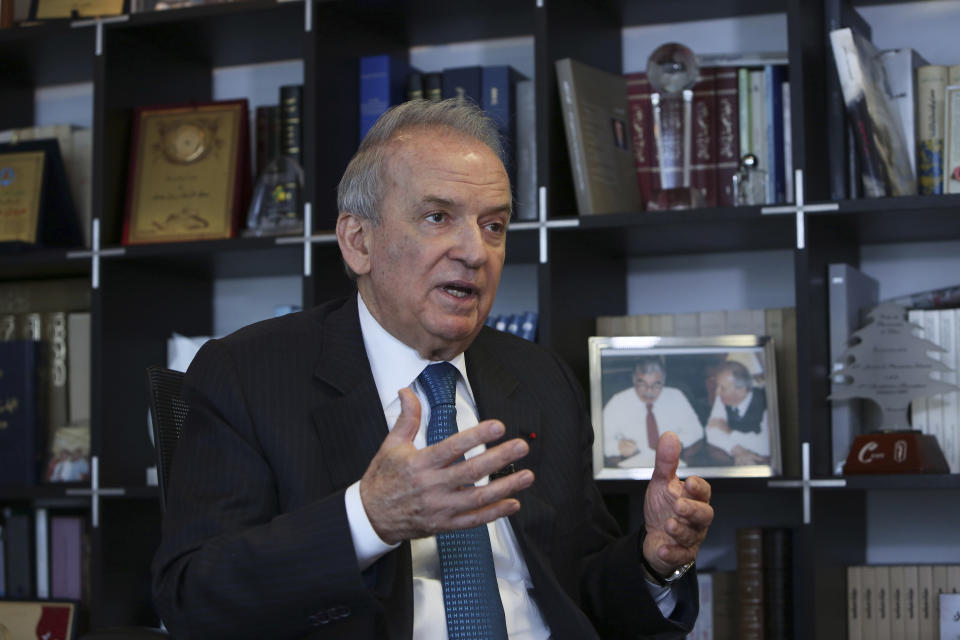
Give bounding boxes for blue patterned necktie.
[418,362,509,640]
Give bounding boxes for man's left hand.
[642,431,714,578]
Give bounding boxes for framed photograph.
[589,335,780,480]
[122,100,249,245]
[0,600,77,640]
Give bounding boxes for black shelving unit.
[2,0,958,636]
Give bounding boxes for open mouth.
[442,283,477,299]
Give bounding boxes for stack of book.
[555,55,792,216]
[485,311,538,343]
[846,564,960,639]
[0,507,88,603]
[358,55,537,220]
[0,279,91,488]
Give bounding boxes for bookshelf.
[2,0,959,637]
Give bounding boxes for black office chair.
[77,368,184,640]
[145,365,187,512]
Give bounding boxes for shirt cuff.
[645,578,678,618]
[344,480,399,571]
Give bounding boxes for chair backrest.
[145,366,187,513]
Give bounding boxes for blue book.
[442,66,483,106]
[519,311,538,342]
[359,55,415,140]
[495,315,511,334]
[506,314,521,337]
[765,65,788,204]
[0,340,41,487]
[481,65,526,189]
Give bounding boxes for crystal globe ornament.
[646,43,700,95]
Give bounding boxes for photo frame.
[0,600,77,640]
[29,0,126,20]
[589,335,780,480]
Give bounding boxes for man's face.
[633,370,664,404]
[716,370,749,407]
[351,127,511,360]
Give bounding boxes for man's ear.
[336,211,372,276]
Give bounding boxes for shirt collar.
[735,390,754,415]
[357,293,469,412]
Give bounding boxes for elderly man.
[705,360,770,465]
[152,99,713,639]
[603,357,706,468]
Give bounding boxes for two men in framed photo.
[590,336,780,479]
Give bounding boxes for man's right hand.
[358,387,534,545]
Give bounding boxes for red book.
[691,68,717,207]
[626,72,656,208]
[715,67,741,207]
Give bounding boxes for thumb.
[652,431,682,482]
[388,387,422,444]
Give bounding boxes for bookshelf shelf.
[0,249,92,280]
[836,473,960,491]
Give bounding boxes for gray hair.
[337,98,506,226]
[719,360,752,389]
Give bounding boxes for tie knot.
[646,402,654,412]
[419,362,459,408]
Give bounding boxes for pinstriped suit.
[151,295,697,639]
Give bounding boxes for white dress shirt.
[602,386,704,466]
[344,295,675,639]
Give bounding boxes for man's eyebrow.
[421,195,512,217]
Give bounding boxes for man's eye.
[426,212,445,223]
[485,221,505,233]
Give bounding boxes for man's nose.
[451,222,487,267]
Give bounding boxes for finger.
[386,387,422,444]
[440,439,530,487]
[444,498,523,531]
[663,510,712,547]
[682,475,712,503]
[652,431,682,482]
[422,420,507,468]
[438,469,534,515]
[671,497,715,529]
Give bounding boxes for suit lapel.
[466,333,555,551]
[311,296,387,491]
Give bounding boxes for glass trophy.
[732,153,767,206]
[244,154,304,237]
[646,43,705,211]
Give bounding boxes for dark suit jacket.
[152,295,698,639]
[724,388,767,434]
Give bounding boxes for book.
[67,311,90,425]
[738,68,751,169]
[423,72,443,101]
[736,527,764,640]
[875,565,891,640]
[279,84,303,166]
[761,528,792,639]
[889,565,906,639]
[2,508,33,597]
[748,68,767,198]
[764,65,788,203]
[782,81,793,202]
[878,48,929,179]
[359,55,414,141]
[828,263,880,473]
[829,28,916,197]
[254,105,280,177]
[625,71,656,207]
[555,58,643,216]
[0,522,5,596]
[481,65,526,199]
[50,515,84,600]
[442,65,482,105]
[0,340,42,486]
[715,67,741,206]
[942,592,960,640]
[514,79,538,221]
[848,566,862,640]
[35,507,48,599]
[945,84,960,195]
[916,65,947,195]
[889,281,960,310]
[940,310,959,472]
[919,564,935,639]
